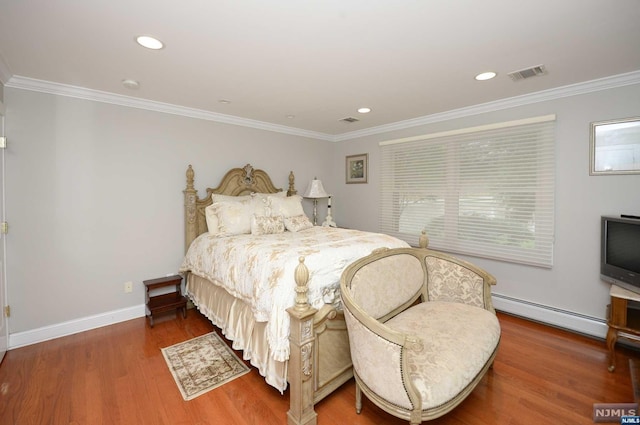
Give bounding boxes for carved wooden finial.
[419,230,429,249]
[186,165,195,190]
[294,256,310,310]
[288,171,297,196]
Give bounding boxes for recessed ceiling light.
[135,35,164,50]
[122,79,140,89]
[357,107,372,114]
[475,71,497,81]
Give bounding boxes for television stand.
[607,284,640,372]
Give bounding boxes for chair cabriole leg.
[355,381,362,414]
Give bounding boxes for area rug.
[161,332,250,400]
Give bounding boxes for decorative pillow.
[251,214,285,235]
[212,193,252,204]
[206,192,290,235]
[212,199,253,235]
[252,191,287,200]
[205,204,221,235]
[284,214,314,232]
[206,194,254,235]
[270,195,305,218]
[252,192,287,216]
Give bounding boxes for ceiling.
[1,0,639,140]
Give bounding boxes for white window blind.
[379,115,556,267]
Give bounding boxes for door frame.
[0,99,7,363]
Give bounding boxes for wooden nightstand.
[606,284,640,372]
[143,274,187,327]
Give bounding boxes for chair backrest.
[423,254,488,309]
[344,251,425,320]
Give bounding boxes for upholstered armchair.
[340,246,501,424]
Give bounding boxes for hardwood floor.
[0,310,636,425]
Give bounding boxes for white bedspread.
[179,227,408,361]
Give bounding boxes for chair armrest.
[342,303,419,410]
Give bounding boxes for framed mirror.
[590,116,640,175]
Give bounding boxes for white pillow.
[252,192,287,217]
[212,199,253,235]
[212,193,252,203]
[251,214,285,235]
[205,192,290,235]
[252,191,287,200]
[270,195,305,218]
[206,194,253,235]
[204,193,251,236]
[205,204,221,235]
[284,214,314,232]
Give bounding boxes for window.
[379,115,555,267]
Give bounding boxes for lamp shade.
[303,178,328,199]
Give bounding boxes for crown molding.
[4,76,335,141]
[5,70,640,142]
[334,70,640,142]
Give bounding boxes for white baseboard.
[9,304,146,349]
[8,295,608,350]
[492,293,608,339]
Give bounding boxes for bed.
[180,164,409,425]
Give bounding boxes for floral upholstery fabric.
[341,247,500,419]
[349,254,423,319]
[344,307,410,407]
[284,214,314,232]
[345,301,499,411]
[387,302,500,409]
[251,214,285,235]
[424,257,485,308]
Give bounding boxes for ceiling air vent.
[508,65,547,81]
[339,116,360,123]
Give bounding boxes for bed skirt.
[185,273,288,393]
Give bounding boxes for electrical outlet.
[124,281,133,293]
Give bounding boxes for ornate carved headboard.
[183,164,297,252]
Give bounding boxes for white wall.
[5,81,640,345]
[331,83,640,330]
[4,88,333,337]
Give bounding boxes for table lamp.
[322,196,337,227]
[303,178,328,225]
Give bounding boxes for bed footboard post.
[287,257,318,425]
[184,165,198,253]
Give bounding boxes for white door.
[0,102,6,363]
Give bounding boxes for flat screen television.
[601,215,640,294]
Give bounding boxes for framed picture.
[346,153,368,184]
[590,116,640,175]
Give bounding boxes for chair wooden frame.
[340,245,499,424]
